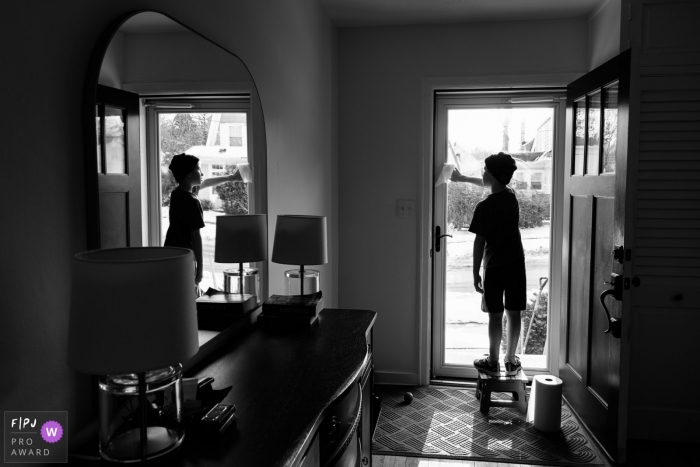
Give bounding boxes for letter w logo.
[45,427,58,437]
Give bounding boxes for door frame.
[417,73,584,385]
[431,92,566,379]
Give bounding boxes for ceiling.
[320,0,604,27]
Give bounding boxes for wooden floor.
[373,456,563,466]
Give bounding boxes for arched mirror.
[84,10,267,294]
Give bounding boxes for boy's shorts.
[482,260,527,313]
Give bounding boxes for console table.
[181,308,378,467]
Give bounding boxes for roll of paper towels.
[526,375,563,432]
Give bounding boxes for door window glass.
[586,91,601,175]
[573,99,586,175]
[602,83,618,174]
[104,107,126,174]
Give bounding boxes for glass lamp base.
[98,366,184,463]
[223,267,261,304]
[284,269,320,296]
[102,426,182,463]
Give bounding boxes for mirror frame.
[83,10,268,243]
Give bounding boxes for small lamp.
[67,247,199,463]
[272,215,328,296]
[215,214,267,304]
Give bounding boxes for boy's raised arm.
[200,170,243,190]
[450,167,484,187]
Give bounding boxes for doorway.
[432,91,566,379]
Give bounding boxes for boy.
[452,152,525,376]
[165,153,244,286]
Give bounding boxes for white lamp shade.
[67,247,200,375]
[214,214,267,263]
[271,215,328,265]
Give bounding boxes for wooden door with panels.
[88,85,142,249]
[560,50,631,463]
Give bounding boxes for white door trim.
[418,73,585,385]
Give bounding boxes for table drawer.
[319,382,361,466]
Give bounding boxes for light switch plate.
[397,199,415,218]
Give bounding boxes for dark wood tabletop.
[180,308,377,467]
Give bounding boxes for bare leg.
[488,311,504,363]
[505,309,522,361]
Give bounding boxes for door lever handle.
[599,289,622,338]
[435,226,452,253]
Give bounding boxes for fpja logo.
[4,411,67,463]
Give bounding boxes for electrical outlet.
[397,199,415,218]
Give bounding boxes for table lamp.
[215,214,267,304]
[67,247,199,463]
[271,215,328,296]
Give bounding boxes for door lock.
[600,273,622,338]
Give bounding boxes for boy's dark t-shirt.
[164,189,205,250]
[468,188,525,268]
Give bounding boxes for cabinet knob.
[674,294,683,301]
[362,456,369,465]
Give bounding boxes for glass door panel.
[434,100,557,378]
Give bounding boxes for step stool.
[475,368,528,414]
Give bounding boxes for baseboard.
[374,371,420,386]
[628,405,700,443]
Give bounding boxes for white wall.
[337,19,588,383]
[588,0,622,70]
[122,31,253,88]
[0,0,337,449]
[99,31,124,88]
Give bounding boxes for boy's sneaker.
[473,355,500,376]
[504,356,522,376]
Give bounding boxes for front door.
[88,85,142,249]
[560,50,631,463]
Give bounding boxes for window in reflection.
[104,107,126,174]
[95,105,102,173]
[573,98,586,175]
[157,109,251,291]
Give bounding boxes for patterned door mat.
[372,385,603,466]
